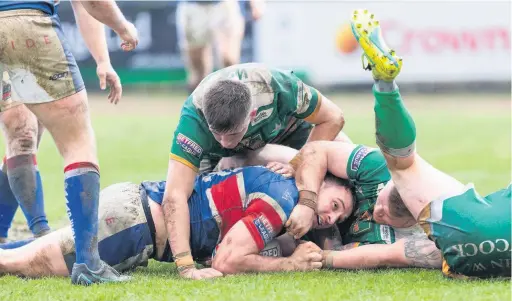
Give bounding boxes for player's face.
[314,183,354,229]
[210,110,255,149]
[375,182,416,228]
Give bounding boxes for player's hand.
[96,61,122,104]
[180,267,223,280]
[114,20,139,52]
[288,241,322,271]
[266,162,294,178]
[285,204,315,239]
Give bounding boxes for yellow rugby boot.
[350,9,402,81]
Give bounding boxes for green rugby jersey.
[170,63,322,171]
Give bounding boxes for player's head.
[374,181,416,228]
[314,173,354,228]
[203,79,255,149]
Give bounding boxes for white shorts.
[176,0,244,49]
[0,10,84,112]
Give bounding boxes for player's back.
[193,165,298,219]
[191,166,299,259]
[0,0,56,15]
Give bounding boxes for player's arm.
[323,233,441,269]
[212,222,322,274]
[162,160,197,274]
[293,140,356,192]
[70,1,109,65]
[78,0,138,51]
[292,81,345,142]
[285,141,356,238]
[163,116,222,279]
[78,0,127,32]
[303,93,346,142]
[212,180,322,274]
[70,1,122,103]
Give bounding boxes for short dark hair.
[323,172,352,190]
[388,186,413,219]
[203,79,252,133]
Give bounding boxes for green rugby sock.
[373,83,416,157]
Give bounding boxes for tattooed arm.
[400,233,442,269]
[322,232,442,270]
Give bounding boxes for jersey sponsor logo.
[449,238,511,258]
[253,215,273,245]
[251,108,274,127]
[350,147,372,171]
[260,246,280,257]
[282,189,293,203]
[380,224,393,244]
[49,71,69,81]
[176,133,203,158]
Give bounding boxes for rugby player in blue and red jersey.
[0,166,352,279]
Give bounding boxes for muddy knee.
[1,108,38,156]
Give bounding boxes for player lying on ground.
[165,62,352,279]
[0,0,127,244]
[0,166,351,279]
[349,9,511,278]
[219,143,442,270]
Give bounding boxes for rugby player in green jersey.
[315,9,510,278]
[162,63,350,280]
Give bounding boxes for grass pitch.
[0,90,510,301]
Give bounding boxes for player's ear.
[249,108,257,121]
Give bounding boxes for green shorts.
[419,184,511,279]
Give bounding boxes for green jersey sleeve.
[270,69,322,120]
[170,99,213,171]
[340,145,396,246]
[346,145,391,200]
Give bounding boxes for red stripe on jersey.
[241,198,286,250]
[246,198,284,233]
[242,216,265,250]
[210,175,244,238]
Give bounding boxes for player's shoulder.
[347,145,386,173]
[242,166,297,191]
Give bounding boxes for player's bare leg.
[26,90,130,285]
[0,228,71,278]
[183,45,214,93]
[350,9,465,218]
[214,11,244,68]
[0,104,50,238]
